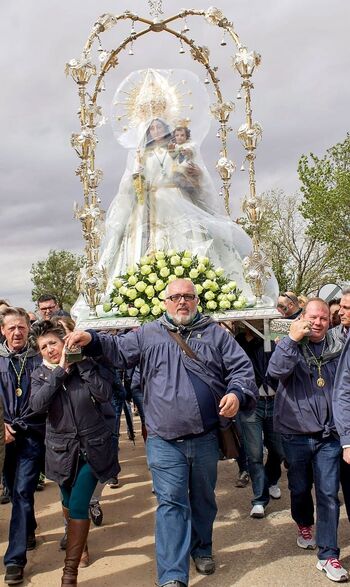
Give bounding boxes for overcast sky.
[1,0,349,310]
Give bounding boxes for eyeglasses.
[39,305,56,312]
[166,294,197,303]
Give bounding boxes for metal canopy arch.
[66,6,270,316]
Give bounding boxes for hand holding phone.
[65,346,83,364]
[289,318,312,343]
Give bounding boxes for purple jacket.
[84,315,258,440]
[333,337,350,446]
[268,334,342,436]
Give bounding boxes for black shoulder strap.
[168,330,199,361]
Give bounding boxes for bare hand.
[343,447,350,465]
[289,318,312,342]
[64,330,92,350]
[219,393,240,418]
[4,423,16,444]
[59,348,70,371]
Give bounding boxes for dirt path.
[1,424,349,586]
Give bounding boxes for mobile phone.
[65,347,83,363]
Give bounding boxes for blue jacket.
[30,359,119,485]
[0,343,45,435]
[333,337,350,446]
[268,333,343,436]
[84,314,258,440]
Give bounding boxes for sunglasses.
[282,293,296,304]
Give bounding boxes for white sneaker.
[250,504,265,518]
[316,558,348,582]
[269,484,281,499]
[296,525,316,549]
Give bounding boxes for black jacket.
[30,359,120,486]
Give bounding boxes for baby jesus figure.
[168,125,201,198]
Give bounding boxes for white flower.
[155,280,165,292]
[170,255,181,266]
[134,298,144,309]
[126,288,137,300]
[145,285,155,298]
[112,295,123,306]
[160,267,170,278]
[148,272,158,284]
[219,300,231,310]
[140,255,152,265]
[140,264,152,275]
[135,281,147,292]
[113,278,123,289]
[128,275,138,286]
[202,279,213,289]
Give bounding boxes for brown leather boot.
[62,506,89,566]
[79,543,89,568]
[60,506,69,550]
[61,519,90,586]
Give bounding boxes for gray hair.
[0,307,30,327]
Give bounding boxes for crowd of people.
[1,283,350,586]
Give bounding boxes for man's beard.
[169,309,197,326]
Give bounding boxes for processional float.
[66,1,280,344]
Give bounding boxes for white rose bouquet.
[103,250,247,322]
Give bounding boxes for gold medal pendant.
[316,377,325,388]
[15,387,23,397]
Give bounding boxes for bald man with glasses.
[64,278,258,587]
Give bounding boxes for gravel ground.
[1,423,349,586]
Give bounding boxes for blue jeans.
[147,431,219,587]
[132,389,145,426]
[282,433,341,560]
[240,397,284,506]
[234,414,249,473]
[3,432,44,567]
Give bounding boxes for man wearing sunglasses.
[276,291,302,320]
[65,278,258,587]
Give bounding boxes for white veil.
[73,69,278,320]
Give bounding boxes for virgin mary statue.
[74,69,278,319]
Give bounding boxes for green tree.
[30,249,84,310]
[298,133,350,280]
[239,190,338,295]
